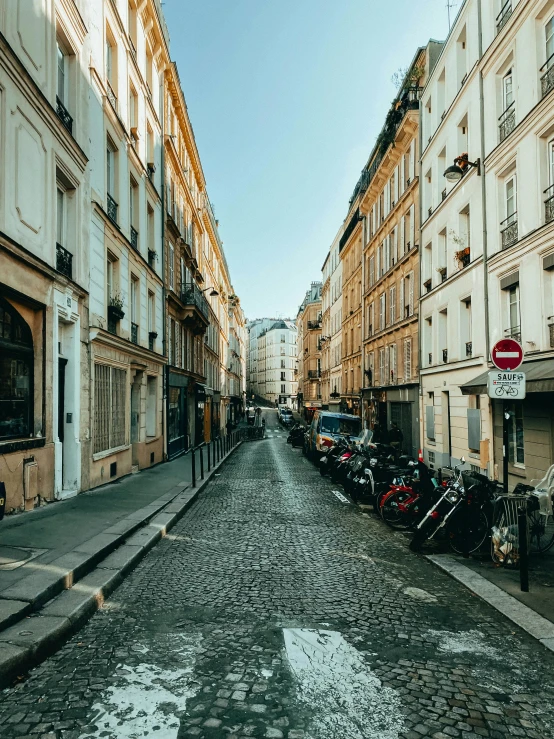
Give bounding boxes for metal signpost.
[488,339,524,495]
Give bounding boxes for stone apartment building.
[297,282,323,412]
[339,203,363,417]
[320,229,343,411]
[0,0,91,509]
[252,320,297,406]
[0,0,244,514]
[357,44,440,457]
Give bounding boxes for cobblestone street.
[1,411,554,739]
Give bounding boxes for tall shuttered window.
[94,364,126,453]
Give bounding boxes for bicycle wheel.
[381,490,413,530]
[528,510,554,553]
[495,386,504,397]
[448,509,490,555]
[507,386,518,397]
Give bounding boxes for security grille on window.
[94,364,126,453]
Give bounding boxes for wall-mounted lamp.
[443,154,481,182]
[201,287,219,297]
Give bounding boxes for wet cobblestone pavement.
[1,411,554,738]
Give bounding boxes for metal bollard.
[191,448,196,488]
[518,506,529,592]
[200,445,204,480]
[462,497,470,559]
[207,442,211,472]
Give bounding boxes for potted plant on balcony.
[108,294,125,321]
[454,247,471,268]
[436,266,447,278]
[148,249,158,265]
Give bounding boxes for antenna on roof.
[446,0,459,31]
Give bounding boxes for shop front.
[362,384,419,458]
[167,371,188,459]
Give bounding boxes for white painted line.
[283,628,403,738]
[427,554,554,651]
[332,489,351,504]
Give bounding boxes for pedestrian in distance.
[388,421,403,452]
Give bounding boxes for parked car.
[279,408,293,427]
[304,411,362,459]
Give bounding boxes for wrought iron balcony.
[307,320,322,330]
[130,226,139,251]
[339,208,363,251]
[308,370,321,379]
[56,96,73,135]
[496,0,512,34]
[181,282,209,321]
[499,102,515,142]
[131,322,139,344]
[465,341,473,358]
[540,55,554,99]
[549,323,554,349]
[545,184,554,224]
[500,213,518,249]
[107,193,118,224]
[505,325,521,343]
[56,243,72,279]
[442,349,448,363]
[106,81,117,110]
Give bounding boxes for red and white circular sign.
[491,338,523,371]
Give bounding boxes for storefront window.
[0,299,33,441]
[508,402,524,466]
[168,386,183,442]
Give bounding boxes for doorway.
[58,358,67,446]
[390,402,412,457]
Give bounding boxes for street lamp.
[201,286,219,297]
[443,155,481,182]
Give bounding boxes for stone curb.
[426,553,554,653]
[0,442,242,688]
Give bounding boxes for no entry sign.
[491,338,523,371]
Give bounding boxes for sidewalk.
[0,437,238,686]
[428,551,554,653]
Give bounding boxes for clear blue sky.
[162,0,453,320]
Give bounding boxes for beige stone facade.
[296,283,322,412]
[340,209,363,416]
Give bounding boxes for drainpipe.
[161,71,168,461]
[360,215,366,427]
[478,0,490,362]
[417,79,424,457]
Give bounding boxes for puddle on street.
[78,634,202,739]
[283,627,404,739]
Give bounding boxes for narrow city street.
[1,410,553,739]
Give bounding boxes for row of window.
[364,338,413,387]
[366,273,415,337]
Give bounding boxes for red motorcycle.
[380,462,441,530]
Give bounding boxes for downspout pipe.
[160,71,168,461]
[477,0,489,361]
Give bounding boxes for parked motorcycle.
[410,463,501,553]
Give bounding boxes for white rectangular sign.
[488,371,526,400]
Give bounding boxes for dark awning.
[461,358,554,395]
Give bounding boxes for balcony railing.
[56,96,73,135]
[549,323,554,349]
[131,322,139,344]
[545,184,554,224]
[496,0,512,34]
[500,213,518,249]
[56,243,73,279]
[505,325,521,343]
[106,81,117,110]
[107,193,118,225]
[465,341,473,358]
[130,226,139,251]
[181,282,209,320]
[442,349,448,363]
[307,320,321,330]
[540,55,554,99]
[339,208,362,252]
[308,370,321,379]
[441,188,447,202]
[499,102,515,143]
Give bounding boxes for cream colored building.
[0,0,90,510]
[321,230,343,411]
[461,0,554,486]
[358,45,439,457]
[297,283,323,412]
